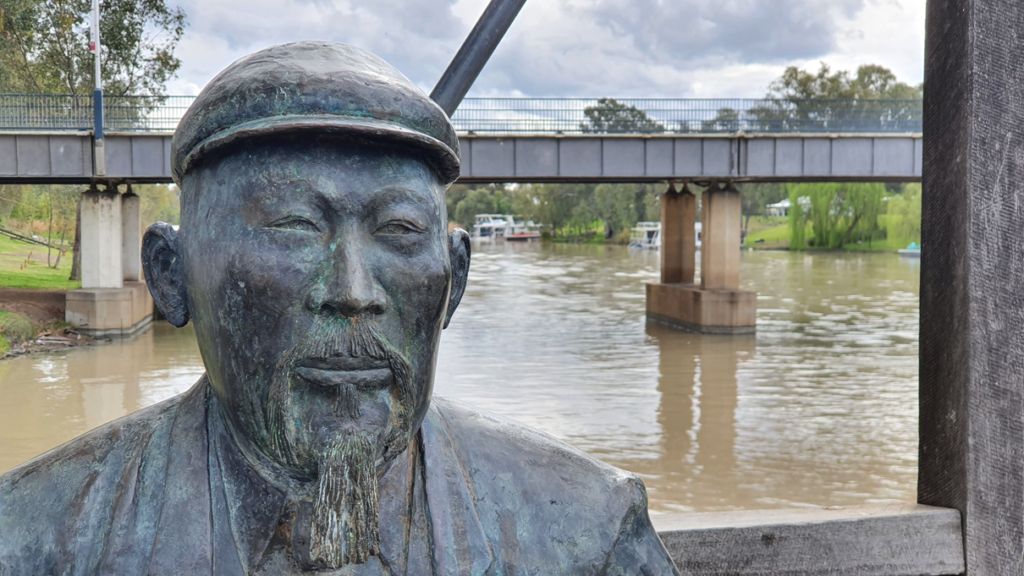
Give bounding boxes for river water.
[0,244,920,515]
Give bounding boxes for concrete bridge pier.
[66,184,153,336]
[646,182,756,334]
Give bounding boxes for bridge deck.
[0,131,922,184]
[0,96,923,184]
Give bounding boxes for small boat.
[507,231,541,242]
[629,222,661,249]
[628,222,703,250]
[471,214,539,241]
[898,242,921,257]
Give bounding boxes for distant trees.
[445,182,663,241]
[786,182,886,250]
[766,63,922,101]
[739,183,786,233]
[1,0,188,279]
[749,63,922,133]
[451,187,512,229]
[581,98,665,133]
[0,0,188,95]
[885,184,921,249]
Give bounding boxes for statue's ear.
[142,222,190,328]
[444,228,471,329]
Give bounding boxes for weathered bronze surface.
[0,41,678,575]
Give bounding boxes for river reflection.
[0,244,920,514]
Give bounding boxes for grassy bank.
[0,310,35,354]
[744,223,900,253]
[0,234,80,290]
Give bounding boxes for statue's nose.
[306,248,387,318]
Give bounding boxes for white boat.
[471,214,539,241]
[628,222,703,250]
[629,222,661,249]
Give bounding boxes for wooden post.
[661,185,683,284]
[920,1,1024,573]
[700,184,741,291]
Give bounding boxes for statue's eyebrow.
[365,185,434,213]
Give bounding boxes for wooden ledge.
[652,504,964,575]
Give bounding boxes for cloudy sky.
[166,0,925,99]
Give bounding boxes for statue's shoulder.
[0,389,185,572]
[430,395,644,504]
[0,390,181,489]
[429,396,674,574]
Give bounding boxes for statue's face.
[179,141,452,480]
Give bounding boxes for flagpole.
[91,0,105,175]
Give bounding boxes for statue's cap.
[171,41,460,185]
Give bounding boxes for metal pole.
[430,0,527,117]
[91,0,105,175]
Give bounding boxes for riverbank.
[744,223,908,253]
[0,289,94,358]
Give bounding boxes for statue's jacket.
[0,378,678,575]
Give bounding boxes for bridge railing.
[0,95,923,134]
[452,97,923,134]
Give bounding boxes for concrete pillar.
[661,184,697,284]
[700,185,741,291]
[121,192,141,282]
[661,186,683,283]
[80,189,123,289]
[680,186,696,284]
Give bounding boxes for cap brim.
[175,114,461,185]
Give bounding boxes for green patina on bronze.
[0,41,678,575]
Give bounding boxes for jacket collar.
[148,378,494,576]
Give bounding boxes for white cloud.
[164,0,925,99]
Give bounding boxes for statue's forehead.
[191,146,444,217]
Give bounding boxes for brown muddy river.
[0,244,920,517]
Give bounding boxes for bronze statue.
[0,41,678,575]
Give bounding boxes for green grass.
[744,223,895,252]
[0,310,34,343]
[745,224,792,249]
[0,234,81,290]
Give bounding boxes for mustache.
[293,318,393,364]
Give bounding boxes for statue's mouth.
[294,356,392,390]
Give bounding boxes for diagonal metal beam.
[430,0,528,117]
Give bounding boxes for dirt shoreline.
[0,288,99,359]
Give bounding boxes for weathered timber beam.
[653,504,964,576]
[920,1,1024,574]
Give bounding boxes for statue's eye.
[376,220,423,236]
[266,217,320,233]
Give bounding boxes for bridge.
[0,95,922,184]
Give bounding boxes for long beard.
[257,318,414,568]
[309,435,381,566]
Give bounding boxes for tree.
[454,188,497,229]
[581,98,665,133]
[701,107,739,133]
[0,0,187,95]
[751,63,922,133]
[2,0,188,279]
[591,184,638,239]
[766,63,922,101]
[787,185,808,250]
[886,183,922,249]
[739,183,786,233]
[787,182,886,250]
